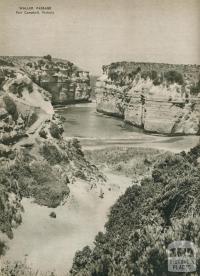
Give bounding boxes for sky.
[0,0,199,74]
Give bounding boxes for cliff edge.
[96,61,200,135]
[0,59,104,244]
[0,55,91,105]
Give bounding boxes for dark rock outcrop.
[49,211,56,218]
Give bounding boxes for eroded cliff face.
[96,77,125,117]
[96,62,200,135]
[0,61,104,244]
[0,56,91,105]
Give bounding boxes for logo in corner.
[167,240,196,273]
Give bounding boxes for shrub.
[71,144,200,275]
[3,95,18,120]
[108,71,119,82]
[0,260,57,276]
[43,54,52,61]
[38,59,45,66]
[140,69,158,81]
[0,59,14,67]
[71,246,92,272]
[26,62,32,68]
[49,122,62,139]
[164,70,184,85]
[0,239,8,257]
[190,80,200,95]
[39,141,68,165]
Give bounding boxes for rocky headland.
[96,61,200,135]
[0,55,92,105]
[0,58,104,251]
[1,57,200,275]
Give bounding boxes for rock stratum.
[96,61,200,135]
[0,57,104,245]
[0,55,91,105]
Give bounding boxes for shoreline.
[63,135,200,153]
[56,102,200,138]
[53,99,92,109]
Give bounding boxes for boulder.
[49,212,56,218]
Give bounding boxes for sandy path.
[2,171,132,275]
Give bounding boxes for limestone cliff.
[96,61,200,135]
[0,56,91,105]
[0,61,104,244]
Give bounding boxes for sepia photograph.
[0,0,200,275]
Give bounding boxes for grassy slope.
[0,60,104,267]
[84,147,165,180]
[0,56,79,68]
[71,145,200,276]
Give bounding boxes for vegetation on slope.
[0,138,104,209]
[102,61,200,98]
[107,66,185,87]
[1,260,57,276]
[84,147,164,180]
[0,55,91,105]
[0,58,103,263]
[71,144,200,275]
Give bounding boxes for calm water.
[56,103,143,139]
[56,103,199,152]
[3,103,199,275]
